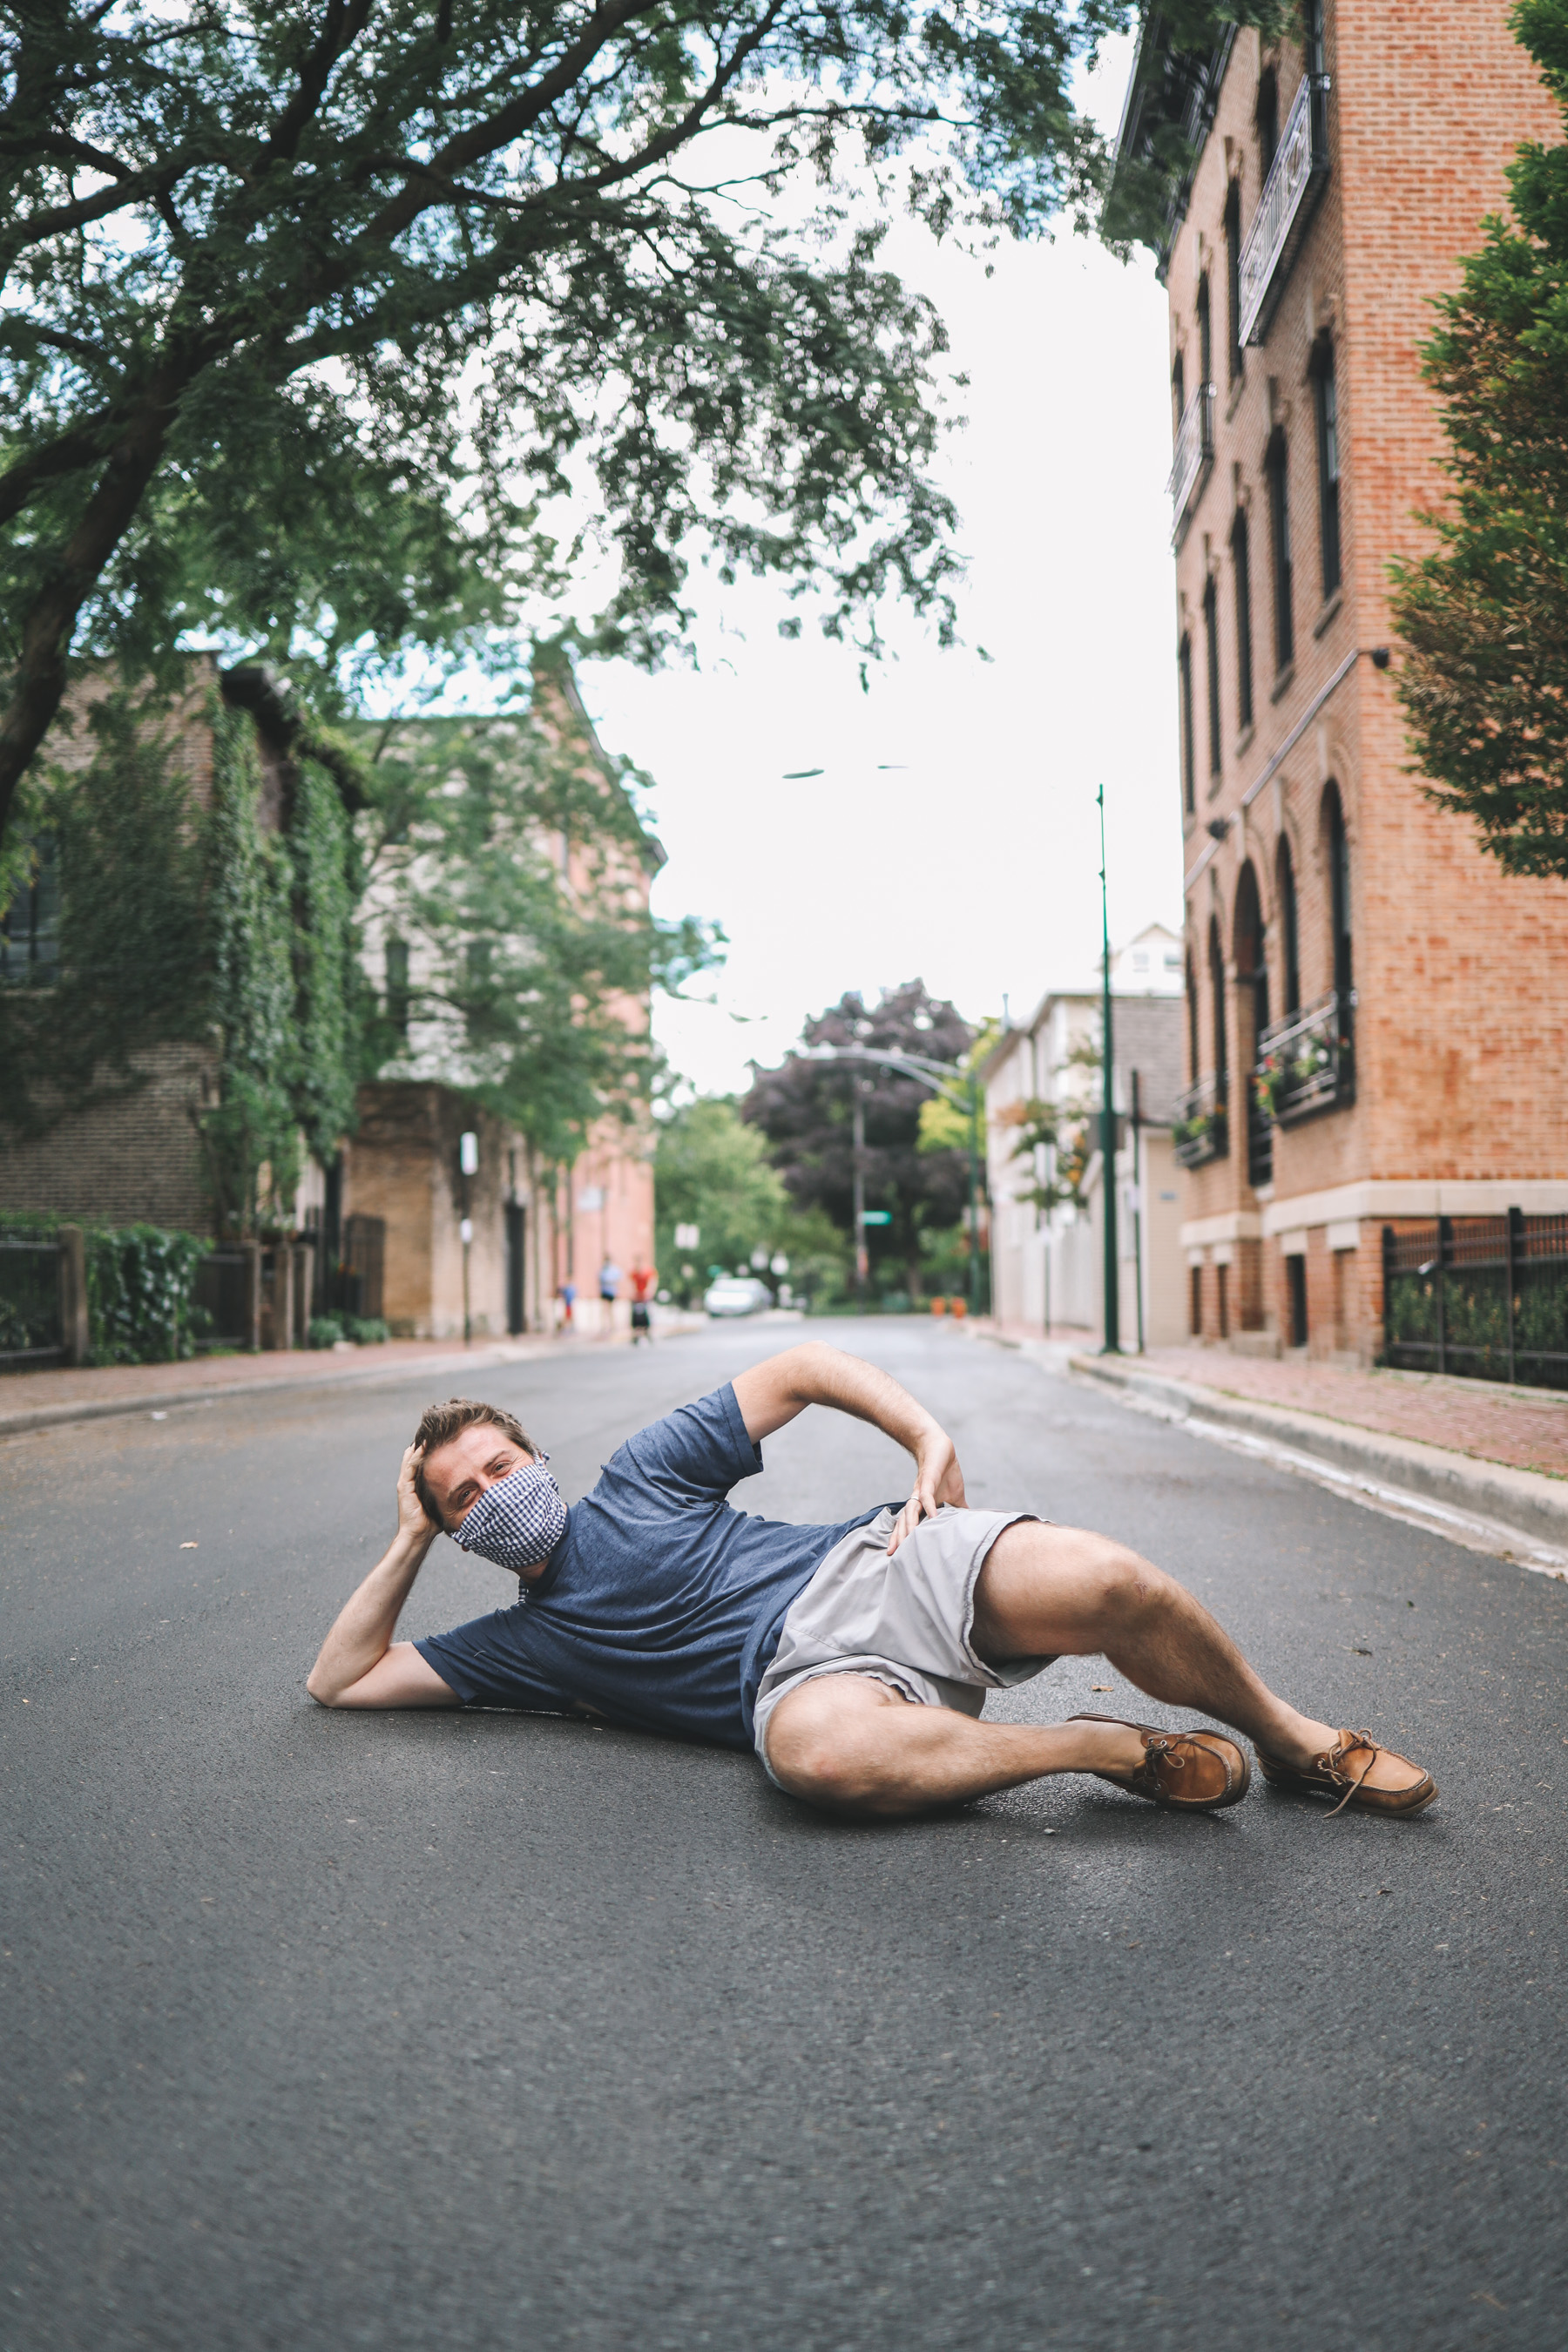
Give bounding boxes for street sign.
[859,1210,892,1226]
[673,1222,700,1249]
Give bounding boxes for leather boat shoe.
[1069,1713,1250,1811]
[1256,1728,1436,1817]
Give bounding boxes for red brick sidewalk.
[0,1332,564,1432]
[1138,1347,1568,1481]
[977,1318,1567,1480]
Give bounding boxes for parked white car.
[703,1274,773,1318]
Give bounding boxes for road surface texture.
[3,1320,1564,2351]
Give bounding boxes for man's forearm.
[306,1527,436,1703]
[776,1343,938,1453]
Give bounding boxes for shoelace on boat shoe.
[1317,1728,1379,1817]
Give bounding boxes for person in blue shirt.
[306,1344,1436,1821]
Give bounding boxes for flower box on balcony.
[1253,990,1355,1126]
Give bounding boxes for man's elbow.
[306,1665,345,1707]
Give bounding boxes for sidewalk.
[975,1318,1568,1572]
[0,1317,702,1440]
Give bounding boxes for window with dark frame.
[1190,1262,1203,1337]
[1277,835,1301,1017]
[1186,952,1200,1081]
[385,934,410,1037]
[1265,429,1294,672]
[1179,633,1195,814]
[1326,781,1353,1000]
[1224,181,1244,382]
[1311,333,1342,598]
[1230,508,1254,732]
[1208,916,1228,1096]
[1203,574,1221,777]
[1172,349,1186,434]
[1257,66,1279,175]
[1198,274,1212,389]
[0,832,60,985]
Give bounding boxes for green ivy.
[85,1224,209,1365]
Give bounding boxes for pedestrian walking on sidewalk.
[628,1259,657,1345]
[307,1346,1436,1822]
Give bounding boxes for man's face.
[422,1425,535,1533]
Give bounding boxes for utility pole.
[851,1082,868,1297]
[966,1068,982,1316]
[1131,1067,1146,1354]
[1098,784,1121,1355]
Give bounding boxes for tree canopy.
[0,0,1214,842]
[741,978,973,1293]
[1390,0,1568,878]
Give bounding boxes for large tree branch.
[0,409,115,527]
[249,0,379,177]
[0,339,212,835]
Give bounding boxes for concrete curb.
[0,1318,710,1442]
[1064,1349,1568,1571]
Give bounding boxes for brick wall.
[1165,2,1567,1362]
[0,1041,218,1232]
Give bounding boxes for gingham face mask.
[454,1454,567,1574]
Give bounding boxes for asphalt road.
[3,1320,1565,2352]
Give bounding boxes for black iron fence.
[0,1235,64,1367]
[191,1247,252,1350]
[1382,1212,1568,1389]
[305,1213,386,1322]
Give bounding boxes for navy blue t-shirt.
[415,1383,883,1748]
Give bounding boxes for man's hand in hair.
[398,1443,438,1537]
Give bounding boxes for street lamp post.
[1098,785,1121,1355]
[459,1129,478,1345]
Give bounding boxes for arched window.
[1198,274,1213,389]
[1172,349,1186,435]
[1233,862,1272,1187]
[1230,508,1254,732]
[1324,781,1353,1002]
[1276,835,1301,1017]
[1310,331,1342,598]
[1207,916,1228,1095]
[1223,182,1244,382]
[1203,574,1221,777]
[1265,428,1294,672]
[1186,950,1200,1083]
[1179,632,1195,814]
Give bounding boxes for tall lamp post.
[801,1045,988,1316]
[459,1129,478,1344]
[1098,784,1121,1355]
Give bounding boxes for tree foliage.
[653,1095,793,1296]
[0,0,1176,841]
[741,978,972,1291]
[1389,0,1568,877]
[356,682,721,1166]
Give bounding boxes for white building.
[983,924,1187,1345]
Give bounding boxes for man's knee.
[764,1677,904,1812]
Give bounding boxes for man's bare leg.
[766,1521,1429,1815]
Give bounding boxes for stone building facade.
[1116,1,1568,1363]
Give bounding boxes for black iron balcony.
[1253,989,1355,1128]
[1237,72,1330,346]
[1166,382,1214,546]
[1173,1073,1229,1169]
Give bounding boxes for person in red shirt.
[629,1259,657,1345]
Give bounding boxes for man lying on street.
[306,1346,1436,1819]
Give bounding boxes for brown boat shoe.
[1069,1713,1251,1812]
[1255,1728,1436,1818]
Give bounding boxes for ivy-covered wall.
[0,672,366,1239]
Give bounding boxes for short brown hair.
[411,1398,538,1519]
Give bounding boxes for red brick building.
[1115,0,1567,1363]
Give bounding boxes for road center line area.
[3,1320,1564,2351]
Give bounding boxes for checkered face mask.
[454,1454,567,1573]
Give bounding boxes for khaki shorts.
[753,1504,1053,1786]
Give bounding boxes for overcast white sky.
[565,34,1182,1098]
